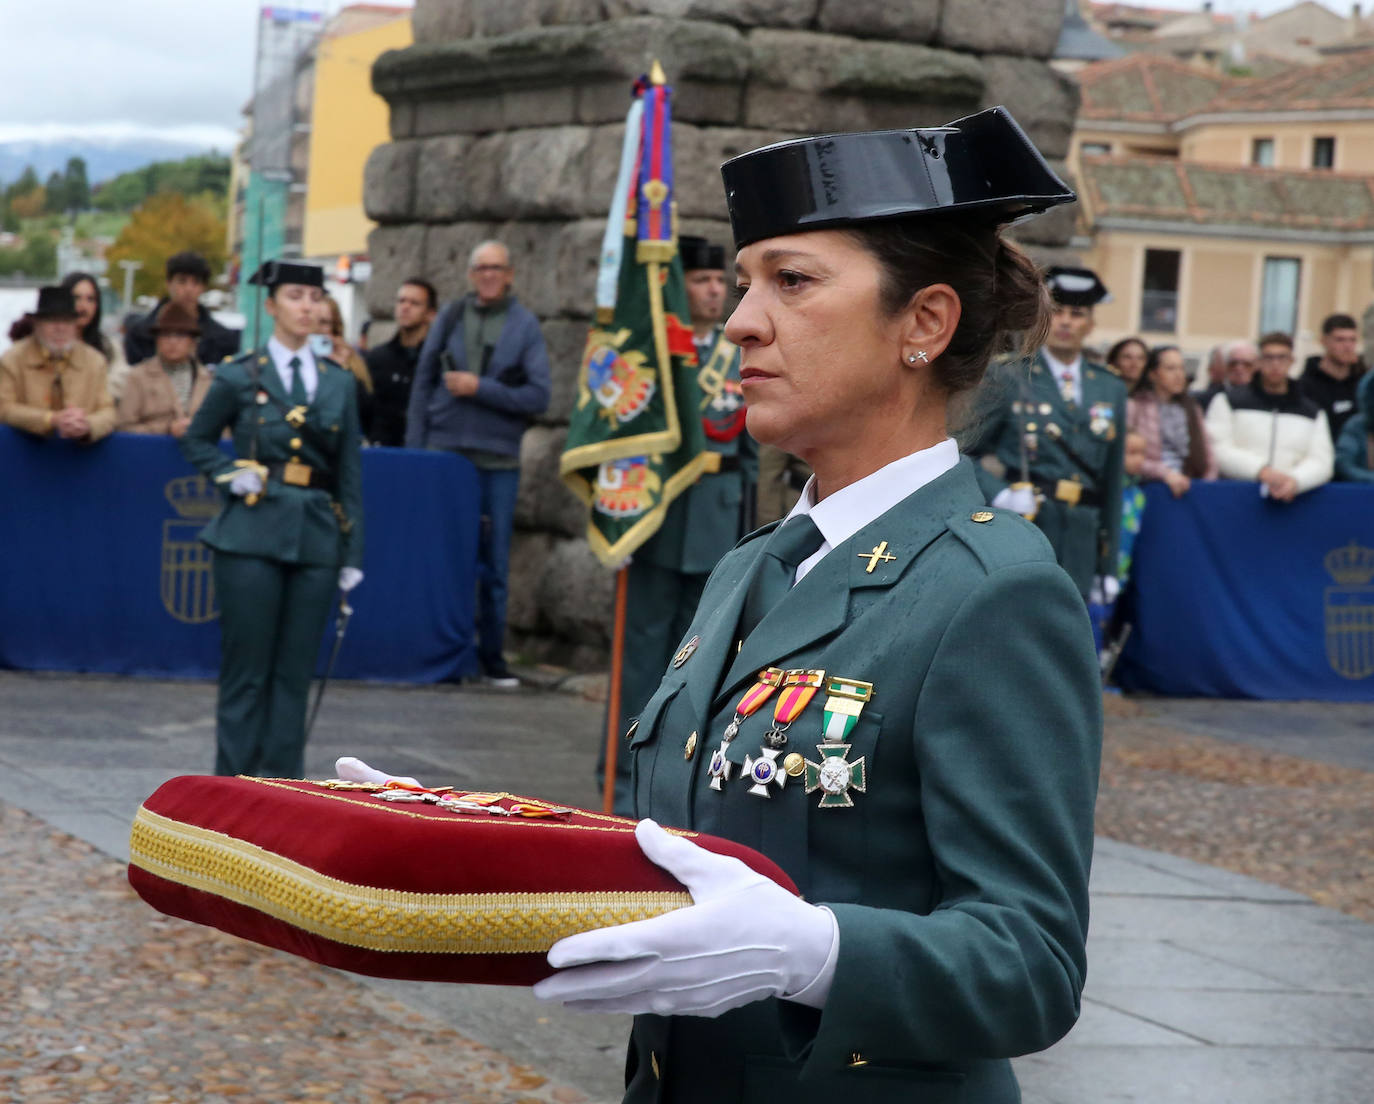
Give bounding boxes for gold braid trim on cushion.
[129,806,692,955]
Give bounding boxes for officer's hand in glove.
[991,485,1037,516]
[228,469,263,497]
[1089,575,1121,605]
[533,819,838,1017]
[338,567,363,592]
[333,755,421,789]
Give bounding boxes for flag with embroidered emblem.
[559,63,711,568]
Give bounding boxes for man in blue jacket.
[405,241,551,685]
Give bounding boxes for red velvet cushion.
[128,775,797,985]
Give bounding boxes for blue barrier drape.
[1116,480,1374,701]
[0,427,481,682]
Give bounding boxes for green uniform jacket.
[180,349,364,569]
[966,351,1127,596]
[623,459,1102,1103]
[638,328,757,574]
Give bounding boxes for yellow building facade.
[1070,51,1374,367]
[303,10,413,261]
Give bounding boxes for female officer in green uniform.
[181,260,364,779]
[533,108,1103,1103]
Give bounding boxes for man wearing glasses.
[1206,332,1333,502]
[405,240,552,686]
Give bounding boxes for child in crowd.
[1095,430,1148,676]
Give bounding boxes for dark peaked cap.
[248,260,325,289]
[1045,266,1112,307]
[679,235,726,271]
[721,106,1075,249]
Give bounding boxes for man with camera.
[404,240,551,686]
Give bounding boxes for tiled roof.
[1080,156,1374,232]
[1077,54,1235,122]
[1200,50,1374,113]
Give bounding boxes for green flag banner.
[560,70,710,568]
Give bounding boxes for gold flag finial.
[649,59,667,85]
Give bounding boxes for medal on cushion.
[744,669,823,797]
[708,667,784,791]
[805,676,873,808]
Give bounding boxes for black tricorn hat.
[1045,266,1112,307]
[248,259,325,290]
[32,285,79,320]
[721,106,1075,249]
[679,235,726,272]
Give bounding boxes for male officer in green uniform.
[966,266,1127,603]
[599,235,758,813]
[181,260,365,779]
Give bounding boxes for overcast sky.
[0,0,411,150]
[0,0,1344,149]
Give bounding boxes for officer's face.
[1047,305,1093,355]
[684,269,726,326]
[266,284,324,344]
[726,230,916,458]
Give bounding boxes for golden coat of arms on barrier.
[162,476,221,624]
[1324,541,1374,680]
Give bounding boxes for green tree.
[63,157,90,211]
[43,170,66,214]
[5,165,39,203]
[93,153,231,213]
[106,192,227,299]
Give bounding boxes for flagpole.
[602,565,630,814]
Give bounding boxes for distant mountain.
[0,137,230,186]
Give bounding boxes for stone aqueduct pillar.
[363,0,1081,668]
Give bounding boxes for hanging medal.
[805,676,873,809]
[708,667,784,791]
[743,669,824,798]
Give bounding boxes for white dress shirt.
[783,438,961,584]
[267,336,318,403]
[1041,346,1083,406]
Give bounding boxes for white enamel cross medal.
[804,744,867,808]
[707,741,736,790]
[742,748,786,797]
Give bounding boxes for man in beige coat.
[117,302,211,436]
[0,285,114,442]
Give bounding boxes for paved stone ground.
[0,670,1371,1103]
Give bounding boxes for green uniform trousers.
[212,551,337,778]
[599,561,709,812]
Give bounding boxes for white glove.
[333,756,421,789]
[991,485,1037,516]
[532,819,838,1017]
[1089,575,1120,605]
[338,567,364,592]
[228,469,263,497]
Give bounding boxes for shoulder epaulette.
[945,508,1056,574]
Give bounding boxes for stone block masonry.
[366,0,1080,666]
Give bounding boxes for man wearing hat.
[0,285,116,442]
[123,250,242,367]
[117,302,212,435]
[180,259,364,779]
[598,234,756,812]
[966,266,1127,602]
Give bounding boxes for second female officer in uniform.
[533,109,1103,1103]
[180,260,364,779]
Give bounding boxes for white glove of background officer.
[228,469,263,497]
[1089,575,1120,605]
[991,485,1037,516]
[533,819,838,1017]
[338,567,363,592]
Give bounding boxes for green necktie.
[738,514,825,641]
[288,355,307,405]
